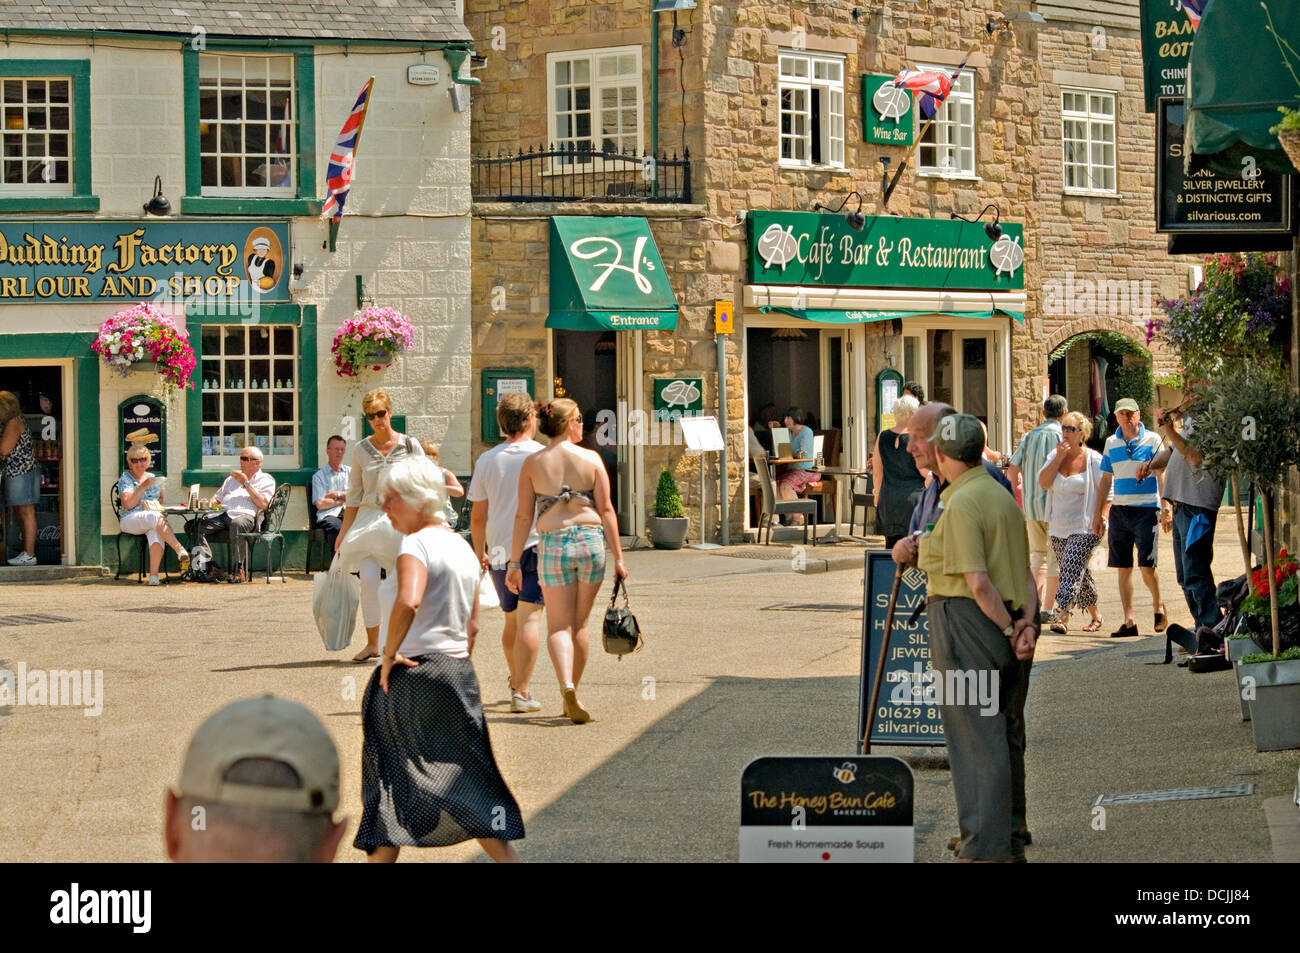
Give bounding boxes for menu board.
[119,395,164,472]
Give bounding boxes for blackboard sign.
[119,395,165,472]
[859,550,944,748]
[1156,99,1291,235]
[739,755,914,862]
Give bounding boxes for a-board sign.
[680,414,724,452]
[119,395,164,472]
[859,550,944,748]
[1156,99,1291,235]
[739,755,914,863]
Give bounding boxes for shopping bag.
[313,554,361,652]
[478,570,500,609]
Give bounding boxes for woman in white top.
[1037,411,1111,634]
[334,389,424,661]
[354,456,523,862]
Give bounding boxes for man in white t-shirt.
[469,393,545,713]
[188,446,276,581]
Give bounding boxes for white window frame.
[916,63,976,179]
[199,324,300,469]
[778,50,845,170]
[198,52,297,198]
[545,46,643,170]
[0,76,75,196]
[1061,87,1117,195]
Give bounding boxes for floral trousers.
[1051,533,1101,610]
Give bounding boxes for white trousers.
[119,510,164,548]
[359,557,382,628]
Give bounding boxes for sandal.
[352,649,380,662]
[1154,605,1168,632]
[1082,618,1103,632]
[1049,611,1070,635]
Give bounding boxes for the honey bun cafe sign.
[0,220,291,304]
[748,211,1024,292]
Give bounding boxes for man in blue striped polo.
[1091,398,1166,639]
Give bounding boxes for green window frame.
[182,303,319,487]
[0,60,98,213]
[182,46,321,216]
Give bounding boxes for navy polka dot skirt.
[353,654,525,852]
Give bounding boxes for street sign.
[859,550,944,747]
[739,755,915,862]
[714,299,733,334]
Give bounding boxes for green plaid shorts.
[537,524,606,588]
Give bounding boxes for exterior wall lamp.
[949,204,1003,242]
[813,191,866,230]
[143,175,173,216]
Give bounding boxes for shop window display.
[200,324,298,467]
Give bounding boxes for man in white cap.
[164,695,346,862]
[247,236,276,285]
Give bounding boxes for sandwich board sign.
[740,755,914,862]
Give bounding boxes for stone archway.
[1048,323,1156,443]
[1046,316,1149,356]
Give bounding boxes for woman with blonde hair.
[0,390,40,566]
[871,394,925,548]
[335,389,424,661]
[507,398,626,724]
[1037,411,1109,633]
[117,446,191,584]
[354,456,523,862]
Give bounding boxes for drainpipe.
[650,10,659,191]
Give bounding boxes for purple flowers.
[331,306,415,377]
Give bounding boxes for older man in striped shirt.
[1091,398,1166,639]
[1007,395,1067,614]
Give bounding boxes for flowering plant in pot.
[649,467,689,549]
[331,306,415,378]
[91,302,197,404]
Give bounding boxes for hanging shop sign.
[748,211,1024,291]
[1156,99,1291,235]
[1138,0,1200,112]
[0,220,292,304]
[861,74,915,146]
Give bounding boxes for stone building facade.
[464,0,1194,542]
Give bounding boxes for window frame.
[544,45,644,169]
[777,49,846,171]
[915,62,976,179]
[1061,87,1118,196]
[183,46,321,216]
[183,303,319,486]
[0,60,98,212]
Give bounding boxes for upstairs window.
[917,64,975,177]
[1062,89,1117,194]
[1,77,73,194]
[547,47,642,165]
[778,51,845,168]
[199,54,296,196]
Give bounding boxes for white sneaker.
[147,575,162,586]
[6,552,36,566]
[511,692,542,713]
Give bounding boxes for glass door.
[954,332,992,425]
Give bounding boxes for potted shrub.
[331,306,415,378]
[91,302,197,405]
[649,467,689,550]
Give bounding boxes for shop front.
[741,211,1025,531]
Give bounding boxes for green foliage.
[1192,363,1300,491]
[654,467,684,519]
[1241,646,1300,665]
[1271,106,1300,135]
[1113,362,1155,427]
[1154,371,1184,391]
[1048,329,1148,364]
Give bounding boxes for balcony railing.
[472,143,691,203]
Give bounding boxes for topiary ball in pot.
[649,467,689,549]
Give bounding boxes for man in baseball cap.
[164,695,346,862]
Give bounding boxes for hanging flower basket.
[331,306,415,378]
[1278,127,1300,171]
[91,302,197,404]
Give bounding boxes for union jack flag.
[322,77,374,222]
[894,54,970,121]
[1176,0,1204,29]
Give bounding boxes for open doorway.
[552,328,621,521]
[1,365,66,565]
[1048,331,1153,452]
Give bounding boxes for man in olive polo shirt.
[918,413,1038,862]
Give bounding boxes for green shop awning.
[547,216,679,331]
[759,305,1024,324]
[1185,0,1300,176]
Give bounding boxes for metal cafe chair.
[754,453,816,545]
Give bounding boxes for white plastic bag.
[478,570,500,609]
[313,554,361,652]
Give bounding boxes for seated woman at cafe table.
[117,448,191,585]
[773,406,819,526]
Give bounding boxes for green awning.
[759,306,1024,324]
[547,216,679,331]
[1185,0,1300,176]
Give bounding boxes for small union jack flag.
[894,54,970,121]
[1176,0,1204,29]
[322,77,374,222]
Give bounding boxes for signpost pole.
[862,563,903,755]
[688,449,721,550]
[717,332,729,546]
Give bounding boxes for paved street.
[1,512,1295,862]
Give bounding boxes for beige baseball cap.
[1114,398,1141,413]
[177,696,339,814]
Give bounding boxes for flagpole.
[880,41,981,208]
[326,76,375,252]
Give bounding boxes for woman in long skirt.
[353,456,523,862]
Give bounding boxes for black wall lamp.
[813,191,866,230]
[949,204,1002,242]
[143,176,172,216]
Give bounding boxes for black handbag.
[602,576,643,659]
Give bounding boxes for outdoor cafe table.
[765,458,872,544]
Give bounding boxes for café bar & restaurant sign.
[748,211,1024,291]
[0,220,291,304]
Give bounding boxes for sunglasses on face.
[1061,426,1078,433]
[365,409,389,421]
[129,457,149,464]
[240,455,256,461]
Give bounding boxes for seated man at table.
[188,446,276,581]
[311,434,349,554]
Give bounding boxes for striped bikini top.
[536,484,595,517]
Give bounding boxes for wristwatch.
[508,560,522,570]
[1001,622,1016,639]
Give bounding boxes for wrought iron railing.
[472,143,691,203]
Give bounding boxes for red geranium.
[1252,549,1298,596]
